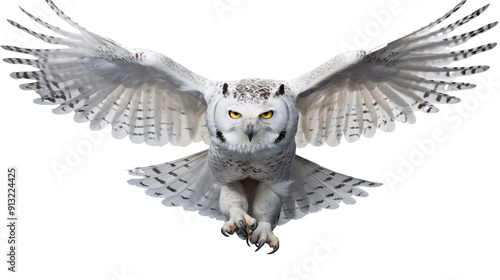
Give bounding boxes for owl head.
[206,79,298,153]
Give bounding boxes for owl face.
[208,80,298,153]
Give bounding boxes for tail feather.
[129,151,380,225]
[278,155,381,225]
[128,150,207,177]
[128,150,224,221]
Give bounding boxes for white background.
[1,0,499,279]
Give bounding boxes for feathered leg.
[249,181,292,254]
[219,182,258,238]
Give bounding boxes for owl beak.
[246,124,254,142]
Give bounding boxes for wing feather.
[290,1,497,147]
[3,0,212,147]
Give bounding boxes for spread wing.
[288,0,497,148]
[3,0,212,147]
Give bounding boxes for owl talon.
[255,240,265,252]
[249,221,280,253]
[268,243,279,254]
[221,211,257,240]
[250,221,258,234]
[239,220,249,236]
[238,220,252,247]
[221,227,230,237]
[246,221,259,247]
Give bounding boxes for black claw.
[221,227,230,237]
[246,221,258,247]
[239,220,248,236]
[268,243,280,255]
[250,221,258,234]
[255,240,265,252]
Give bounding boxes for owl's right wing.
[3,0,212,147]
[288,1,497,148]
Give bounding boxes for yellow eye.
[260,111,273,119]
[229,110,242,119]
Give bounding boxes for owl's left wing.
[3,0,212,146]
[288,1,497,147]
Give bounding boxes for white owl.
[3,0,497,254]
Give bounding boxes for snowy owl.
[3,0,497,254]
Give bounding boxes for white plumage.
[3,0,496,254]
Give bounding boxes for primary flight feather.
[3,0,496,254]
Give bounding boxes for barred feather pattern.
[128,150,224,220]
[2,0,496,236]
[280,155,380,225]
[128,150,380,224]
[291,0,497,147]
[3,0,212,146]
